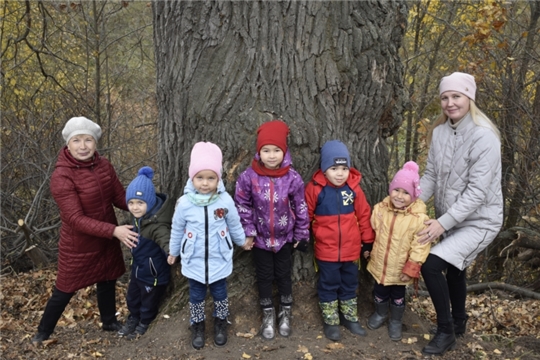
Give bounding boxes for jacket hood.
[56,146,101,169]
[310,167,363,187]
[141,193,169,220]
[253,148,293,168]
[183,178,226,195]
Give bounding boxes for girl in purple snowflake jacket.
[235,120,310,340]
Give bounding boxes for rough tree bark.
[153,0,409,303]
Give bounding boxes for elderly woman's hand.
[113,225,139,249]
[418,219,445,245]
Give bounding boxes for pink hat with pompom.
[389,161,422,202]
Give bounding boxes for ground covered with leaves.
[1,268,540,360]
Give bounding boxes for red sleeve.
[402,260,422,278]
[353,185,375,244]
[304,181,317,223]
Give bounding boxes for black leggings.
[37,280,117,335]
[252,243,293,308]
[421,254,467,332]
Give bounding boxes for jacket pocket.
[217,227,233,261]
[181,228,197,263]
[149,257,158,278]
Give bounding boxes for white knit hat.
[62,117,102,144]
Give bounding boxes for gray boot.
[278,305,291,337]
[388,304,405,341]
[367,301,389,330]
[260,308,276,340]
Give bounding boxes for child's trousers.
[316,260,357,302]
[252,243,293,308]
[126,276,167,325]
[188,278,229,323]
[372,283,406,305]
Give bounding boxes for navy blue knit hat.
[320,140,351,173]
[126,166,157,211]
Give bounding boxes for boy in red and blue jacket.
[305,140,375,341]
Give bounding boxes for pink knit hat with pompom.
[389,161,422,202]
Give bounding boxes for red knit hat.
[256,120,289,153]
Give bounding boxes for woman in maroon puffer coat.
[32,117,139,345]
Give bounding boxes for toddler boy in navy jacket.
[119,166,174,340]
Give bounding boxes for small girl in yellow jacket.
[366,161,430,341]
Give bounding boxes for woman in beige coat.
[418,72,502,356]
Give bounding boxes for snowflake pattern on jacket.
[235,150,310,252]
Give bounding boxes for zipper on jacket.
[441,131,458,210]
[225,237,232,250]
[380,212,398,284]
[131,218,141,257]
[337,189,342,262]
[269,180,275,251]
[204,206,209,284]
[149,257,158,286]
[89,164,108,215]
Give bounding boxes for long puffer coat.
[50,147,127,293]
[420,113,503,270]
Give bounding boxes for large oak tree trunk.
[153,0,408,300]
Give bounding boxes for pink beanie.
[188,142,223,179]
[439,72,476,101]
[389,161,422,202]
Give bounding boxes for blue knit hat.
[126,166,157,211]
[320,140,351,173]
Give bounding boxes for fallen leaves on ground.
[0,267,128,359]
[409,293,540,337]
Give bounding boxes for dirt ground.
[6,272,540,360]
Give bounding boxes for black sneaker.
[102,320,122,332]
[118,316,140,337]
[31,332,50,346]
[126,322,149,340]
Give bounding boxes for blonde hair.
[427,99,500,145]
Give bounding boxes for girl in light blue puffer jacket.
[168,142,248,350]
